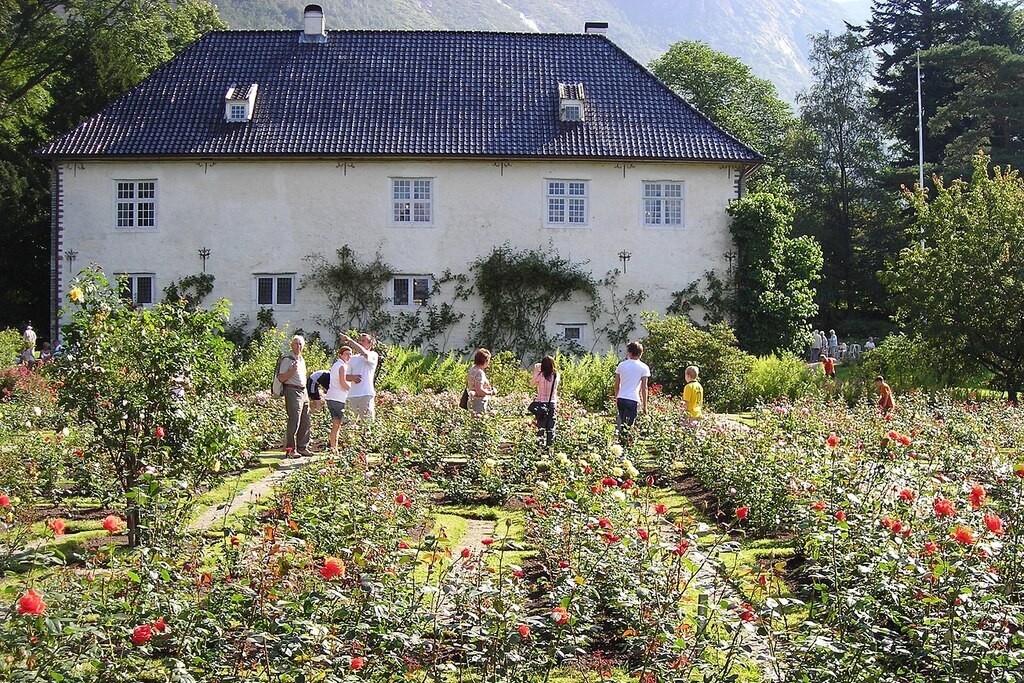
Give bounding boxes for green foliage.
[374,345,467,394]
[728,189,822,355]
[469,243,596,359]
[162,272,215,307]
[388,269,470,353]
[885,154,1024,400]
[648,40,796,163]
[56,266,248,545]
[641,312,755,412]
[0,328,23,365]
[586,269,646,355]
[747,352,819,404]
[301,246,393,338]
[668,269,735,326]
[550,350,617,413]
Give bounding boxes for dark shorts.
[327,400,347,420]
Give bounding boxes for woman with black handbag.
[529,355,559,448]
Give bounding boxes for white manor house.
[40,5,761,351]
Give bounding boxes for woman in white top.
[530,355,558,448]
[325,346,353,453]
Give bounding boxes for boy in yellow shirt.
[683,365,704,421]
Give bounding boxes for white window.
[546,180,588,226]
[255,274,295,307]
[115,180,157,230]
[392,178,433,224]
[391,276,431,307]
[228,102,247,121]
[119,273,155,306]
[643,181,685,227]
[559,324,585,343]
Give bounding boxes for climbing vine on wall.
[668,270,735,327]
[301,246,393,339]
[162,273,215,308]
[391,270,471,353]
[586,269,647,354]
[469,243,597,359]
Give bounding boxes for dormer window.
[224,83,258,123]
[558,82,586,123]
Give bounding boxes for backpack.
[271,353,290,398]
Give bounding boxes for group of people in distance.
[275,332,379,456]
[464,339,704,448]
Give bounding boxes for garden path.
[453,518,496,556]
[189,454,322,531]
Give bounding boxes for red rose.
[811,500,826,512]
[899,489,916,502]
[739,603,756,622]
[933,497,957,518]
[0,493,10,508]
[155,426,165,439]
[637,528,649,541]
[835,510,847,522]
[601,477,617,487]
[102,515,124,533]
[672,540,690,556]
[512,568,524,577]
[558,560,570,569]
[968,484,986,510]
[398,541,410,549]
[320,557,345,580]
[351,656,365,670]
[522,497,536,506]
[923,540,939,555]
[131,624,153,645]
[550,606,569,625]
[517,624,530,638]
[46,518,65,537]
[951,525,976,545]
[481,538,494,546]
[597,518,613,529]
[601,533,621,544]
[395,492,412,508]
[984,513,1005,535]
[736,506,749,521]
[17,589,45,616]
[153,616,168,633]
[826,433,840,449]
[654,503,667,515]
[461,547,471,558]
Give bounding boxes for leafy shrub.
[231,327,330,394]
[0,328,24,366]
[747,352,818,403]
[641,312,755,411]
[375,345,467,393]
[552,350,617,412]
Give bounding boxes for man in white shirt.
[342,332,379,421]
[276,335,311,455]
[614,340,650,438]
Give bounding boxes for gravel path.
[188,454,321,531]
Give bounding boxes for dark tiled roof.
[39,30,762,162]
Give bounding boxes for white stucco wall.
[54,158,742,352]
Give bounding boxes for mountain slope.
[210,0,864,100]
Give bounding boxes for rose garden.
[1,269,1023,683]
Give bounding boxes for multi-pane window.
[115,180,156,230]
[547,180,587,225]
[228,103,247,121]
[393,178,433,224]
[560,324,585,343]
[392,276,431,307]
[643,181,684,227]
[119,274,155,306]
[255,275,294,307]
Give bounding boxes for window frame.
[254,273,296,308]
[391,177,434,226]
[558,323,586,344]
[545,179,589,227]
[641,180,686,229]
[118,273,156,306]
[114,179,158,231]
[390,275,432,308]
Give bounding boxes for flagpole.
[917,50,924,189]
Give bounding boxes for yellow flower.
[68,287,84,303]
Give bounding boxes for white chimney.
[584,21,608,35]
[302,4,326,42]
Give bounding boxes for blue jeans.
[616,398,639,434]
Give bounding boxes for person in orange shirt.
[819,353,837,379]
[875,375,895,413]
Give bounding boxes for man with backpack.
[277,335,312,456]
